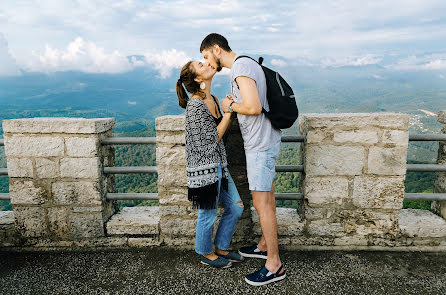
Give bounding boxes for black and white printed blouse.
[185,97,229,209]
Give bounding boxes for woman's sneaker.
[245,264,286,286]
[216,251,244,263]
[200,256,232,268]
[238,244,267,259]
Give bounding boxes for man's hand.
[221,95,234,113]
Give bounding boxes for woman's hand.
[222,94,234,113]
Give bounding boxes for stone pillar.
[3,118,116,240]
[432,111,446,219]
[156,116,195,246]
[299,113,409,246]
[156,115,253,246]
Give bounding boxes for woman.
[176,60,244,268]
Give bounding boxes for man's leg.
[256,184,276,252]
[252,184,283,273]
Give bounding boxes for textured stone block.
[60,157,101,178]
[9,181,47,205]
[438,110,446,124]
[5,136,64,157]
[107,207,160,235]
[35,158,58,178]
[155,115,185,131]
[156,145,186,166]
[157,165,186,187]
[6,158,33,177]
[399,209,446,238]
[0,211,14,225]
[304,177,349,206]
[251,207,304,236]
[69,213,104,238]
[160,218,196,236]
[65,137,98,157]
[2,117,114,134]
[47,207,70,238]
[305,130,329,143]
[305,145,365,175]
[304,207,336,220]
[158,186,188,205]
[307,220,344,237]
[13,207,48,237]
[52,181,102,205]
[340,210,399,236]
[367,147,407,175]
[382,130,409,145]
[156,132,185,145]
[352,176,404,209]
[128,237,161,247]
[300,113,410,130]
[334,131,378,144]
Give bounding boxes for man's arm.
[221,76,262,116]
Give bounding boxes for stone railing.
[1,112,446,251]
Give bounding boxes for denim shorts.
[245,141,281,191]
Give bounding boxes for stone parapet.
[299,113,410,244]
[2,117,117,241]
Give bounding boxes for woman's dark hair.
[176,61,202,109]
[200,33,232,52]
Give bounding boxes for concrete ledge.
[106,207,160,236]
[399,209,446,238]
[2,117,115,134]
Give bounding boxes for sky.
[1,0,446,77]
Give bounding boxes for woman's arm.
[216,112,233,142]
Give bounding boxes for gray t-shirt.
[230,55,282,152]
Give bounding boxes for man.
[200,33,286,286]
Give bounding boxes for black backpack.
[234,55,298,129]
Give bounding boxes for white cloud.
[271,59,287,67]
[0,33,21,76]
[387,54,446,71]
[143,49,191,78]
[25,37,133,73]
[373,74,384,79]
[128,100,137,105]
[440,74,445,79]
[321,54,382,68]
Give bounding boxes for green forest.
[0,125,439,212]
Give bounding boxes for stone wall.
[1,113,446,251]
[2,118,116,245]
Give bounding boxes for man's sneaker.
[200,256,232,268]
[216,251,244,263]
[245,264,286,286]
[238,244,267,259]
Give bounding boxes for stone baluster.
[432,111,446,219]
[3,118,116,241]
[299,113,409,246]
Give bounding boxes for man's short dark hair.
[200,33,232,52]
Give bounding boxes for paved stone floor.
[1,248,446,294]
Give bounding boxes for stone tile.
[367,146,407,176]
[107,207,160,235]
[13,206,48,237]
[352,176,404,209]
[35,158,58,178]
[5,136,64,157]
[304,177,349,206]
[9,180,47,205]
[65,137,98,157]
[6,158,33,178]
[60,158,101,178]
[305,145,365,176]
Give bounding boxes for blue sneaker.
[200,256,232,268]
[238,244,267,259]
[245,264,286,286]
[216,251,244,263]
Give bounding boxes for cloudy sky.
[1,0,446,76]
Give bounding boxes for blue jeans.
[195,165,243,255]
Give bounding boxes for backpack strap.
[233,56,268,115]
